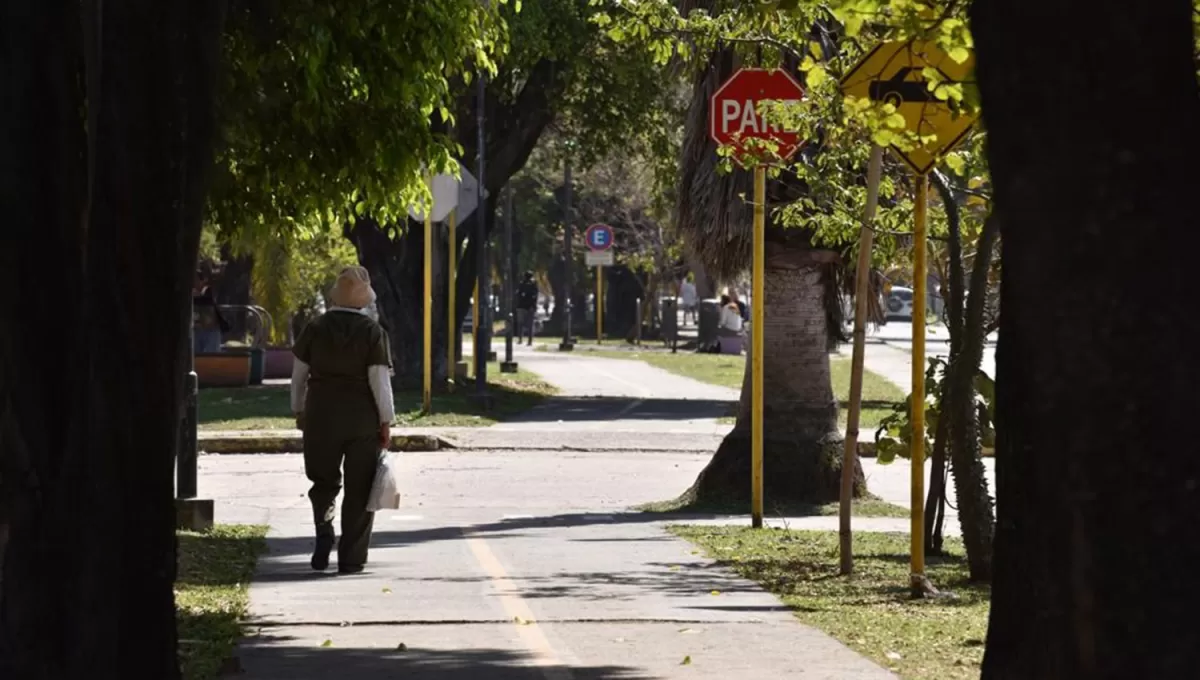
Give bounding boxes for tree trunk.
[546,249,586,336]
[972,0,1200,676]
[547,251,569,334]
[686,245,866,505]
[0,0,225,676]
[604,265,642,340]
[687,254,717,300]
[347,218,449,388]
[924,404,950,556]
[931,172,997,579]
[943,214,999,582]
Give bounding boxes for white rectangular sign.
[585,251,614,267]
[408,165,485,223]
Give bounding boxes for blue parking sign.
[585,223,614,252]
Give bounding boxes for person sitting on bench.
[716,294,744,355]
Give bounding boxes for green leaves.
[873,357,998,463]
[212,0,506,236]
[804,63,828,89]
[944,152,966,175]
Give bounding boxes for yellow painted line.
[461,527,573,680]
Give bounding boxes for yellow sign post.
[750,166,766,529]
[910,173,928,582]
[841,39,978,591]
[447,209,457,391]
[423,176,434,415]
[472,282,479,376]
[596,266,604,344]
[708,67,805,529]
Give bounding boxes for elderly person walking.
[290,266,395,574]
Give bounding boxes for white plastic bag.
[365,452,401,511]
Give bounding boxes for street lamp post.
[559,156,575,351]
[179,297,199,500]
[501,185,518,372]
[473,0,491,400]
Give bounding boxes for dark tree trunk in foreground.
[973,1,1200,676]
[686,243,866,506]
[0,0,225,676]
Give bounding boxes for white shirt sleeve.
[290,359,310,414]
[367,364,395,425]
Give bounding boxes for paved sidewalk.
[211,450,897,679]
[846,321,997,388]
[197,344,999,678]
[488,345,739,436]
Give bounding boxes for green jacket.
[293,310,390,435]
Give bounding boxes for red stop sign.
[709,68,806,162]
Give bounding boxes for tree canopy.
[210,0,508,239]
[598,0,983,282]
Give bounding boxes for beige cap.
[329,266,376,309]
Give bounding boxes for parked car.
[885,286,914,321]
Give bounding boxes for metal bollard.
[177,369,199,499]
[635,298,642,346]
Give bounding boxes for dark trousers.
[517,308,535,343]
[303,428,378,568]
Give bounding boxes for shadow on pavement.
[505,396,735,423]
[254,510,727,567]
[238,633,651,679]
[248,559,763,601]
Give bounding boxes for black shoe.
[338,564,364,575]
[311,535,334,571]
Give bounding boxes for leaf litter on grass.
[669,526,990,680]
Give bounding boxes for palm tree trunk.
[686,244,865,505]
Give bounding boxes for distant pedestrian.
[192,267,229,353]
[291,266,395,574]
[679,275,698,325]
[516,271,539,346]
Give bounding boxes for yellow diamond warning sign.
[841,40,979,175]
